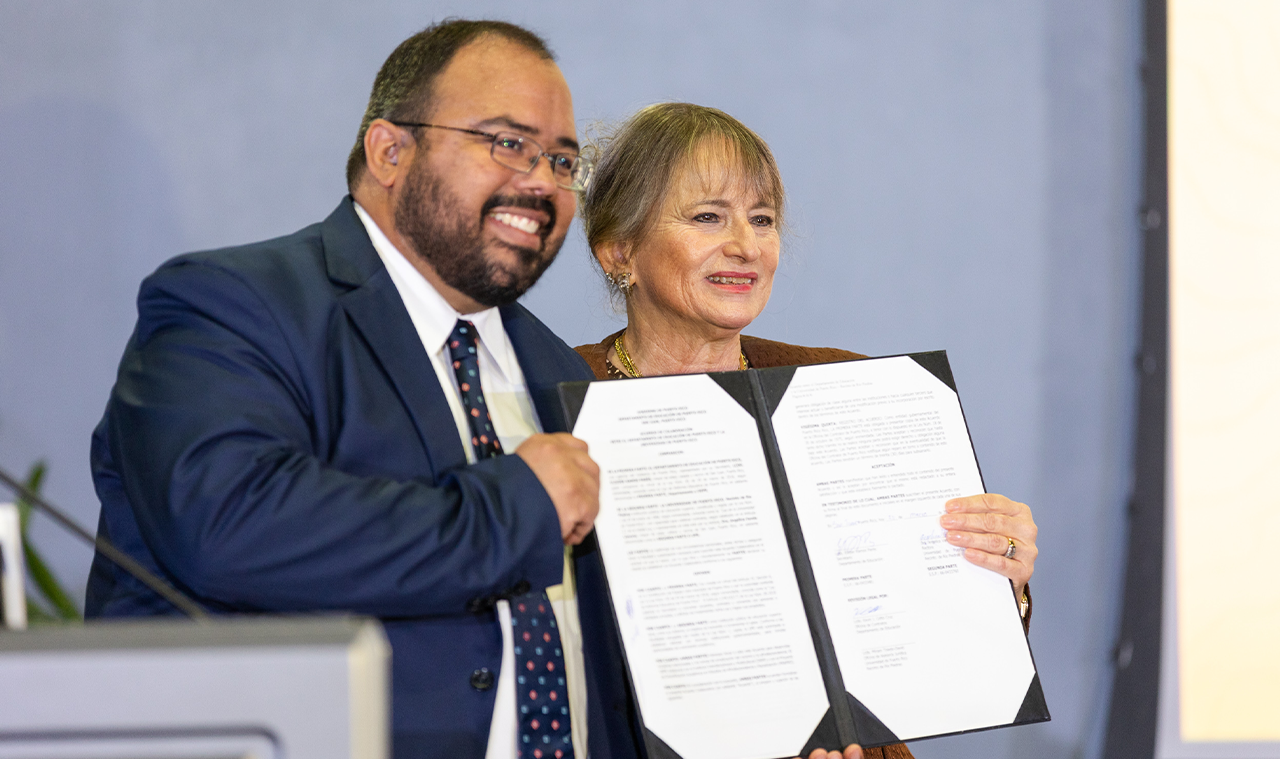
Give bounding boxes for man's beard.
[394,159,561,308]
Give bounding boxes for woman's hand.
[804,745,863,759]
[939,493,1038,598]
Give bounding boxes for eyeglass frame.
[387,121,592,191]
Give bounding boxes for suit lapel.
[321,198,467,477]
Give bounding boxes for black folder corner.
[1015,673,1051,725]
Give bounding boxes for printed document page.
[770,357,1035,740]
[572,374,829,759]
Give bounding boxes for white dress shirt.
[353,203,588,759]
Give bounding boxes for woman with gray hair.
[574,103,1039,759]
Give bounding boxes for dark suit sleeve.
[104,259,565,617]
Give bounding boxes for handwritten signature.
[836,532,876,554]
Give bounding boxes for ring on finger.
[1003,538,1017,559]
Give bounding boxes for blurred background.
[0,2,1143,757]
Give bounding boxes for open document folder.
[559,352,1048,759]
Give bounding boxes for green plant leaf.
[16,460,46,535]
[25,597,57,625]
[12,461,80,621]
[23,540,81,621]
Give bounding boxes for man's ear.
[363,119,412,189]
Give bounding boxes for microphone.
[0,465,209,621]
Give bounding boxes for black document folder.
[560,352,1049,759]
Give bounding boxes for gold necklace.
[611,331,748,378]
[612,332,642,377]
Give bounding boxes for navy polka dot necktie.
[513,596,574,758]
[446,319,573,757]
[447,320,503,460]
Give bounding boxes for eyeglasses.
[389,121,592,192]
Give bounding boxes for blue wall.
[0,2,1142,757]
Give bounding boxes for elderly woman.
[575,103,1038,759]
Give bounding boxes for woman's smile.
[706,272,758,292]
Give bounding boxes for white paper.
[573,375,829,759]
[770,357,1035,740]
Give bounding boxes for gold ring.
[1003,538,1017,559]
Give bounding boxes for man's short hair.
[345,19,555,189]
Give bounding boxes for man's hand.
[804,744,863,759]
[515,433,600,545]
[939,493,1038,598]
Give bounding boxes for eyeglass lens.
[490,132,587,189]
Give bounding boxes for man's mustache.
[480,194,557,240]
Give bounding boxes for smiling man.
[86,20,638,759]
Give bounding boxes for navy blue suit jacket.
[86,198,640,759]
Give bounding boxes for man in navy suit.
[86,20,638,759]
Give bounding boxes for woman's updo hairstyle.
[580,103,785,297]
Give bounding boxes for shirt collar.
[352,201,515,381]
